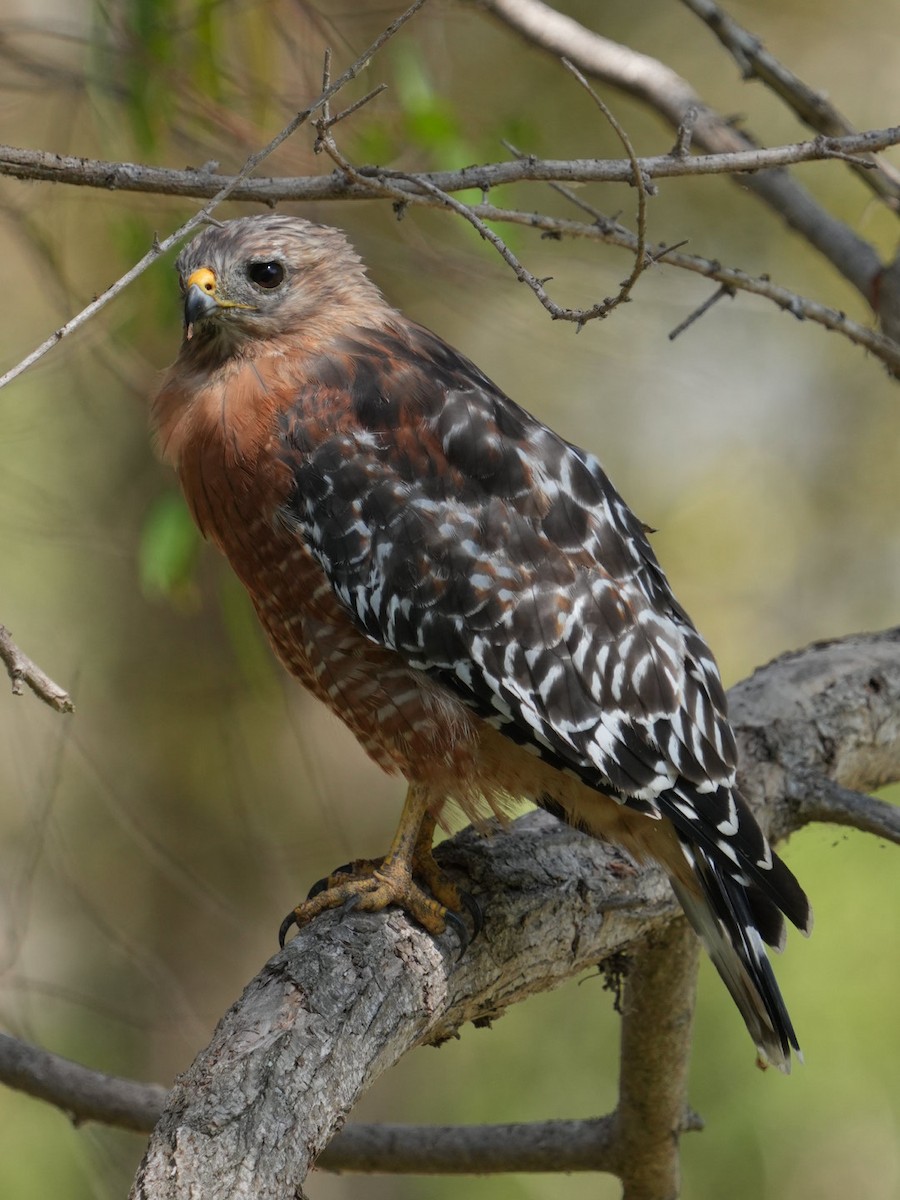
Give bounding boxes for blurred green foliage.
[138,490,200,606]
[0,1,898,1198]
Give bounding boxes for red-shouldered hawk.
[153,214,811,1070]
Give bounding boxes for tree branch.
[613,920,700,1200]
[124,628,900,1194]
[0,625,73,712]
[726,628,900,842]
[788,777,900,843]
[0,1033,164,1133]
[473,0,888,320]
[679,0,900,211]
[0,1029,700,1173]
[2,127,898,199]
[454,201,900,374]
[2,629,897,1190]
[3,131,900,371]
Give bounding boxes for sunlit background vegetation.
[1,1,898,1197]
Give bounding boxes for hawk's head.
[175,215,385,354]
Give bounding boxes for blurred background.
[0,1,898,1197]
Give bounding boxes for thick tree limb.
[120,629,900,1195]
[128,821,676,1197]
[1,630,896,1188]
[727,628,900,841]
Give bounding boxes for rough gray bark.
[127,628,900,1198]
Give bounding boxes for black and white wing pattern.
[282,318,811,1068]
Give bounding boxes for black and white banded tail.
[658,783,812,1071]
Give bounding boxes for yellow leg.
[280,785,472,946]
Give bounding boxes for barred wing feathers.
[281,321,811,1067]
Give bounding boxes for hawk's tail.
[667,821,811,1072]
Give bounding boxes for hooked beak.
[183,267,221,334]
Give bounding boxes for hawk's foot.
[279,848,480,952]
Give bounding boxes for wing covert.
[279,321,737,803]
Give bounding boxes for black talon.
[279,909,299,948]
[459,890,484,940]
[444,908,470,959]
[306,861,356,901]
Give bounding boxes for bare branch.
[2,127,899,200]
[127,819,675,1198]
[560,58,649,317]
[458,201,900,374]
[0,0,429,392]
[668,283,736,340]
[0,1033,164,1133]
[308,113,898,357]
[679,0,900,211]
[789,777,900,844]
[0,1028,700,1173]
[613,921,700,1199]
[727,627,900,842]
[313,104,632,328]
[319,1115,628,1174]
[0,625,73,712]
[472,0,885,314]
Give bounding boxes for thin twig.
[456,201,900,372]
[315,108,628,328]
[561,58,648,317]
[0,0,429,392]
[668,283,736,339]
[0,625,73,712]
[671,106,699,158]
[328,83,389,131]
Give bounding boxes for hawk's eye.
[248,261,285,289]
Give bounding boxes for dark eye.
[248,261,285,289]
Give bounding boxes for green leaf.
[139,491,201,606]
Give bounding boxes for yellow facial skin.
[183,267,255,339]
